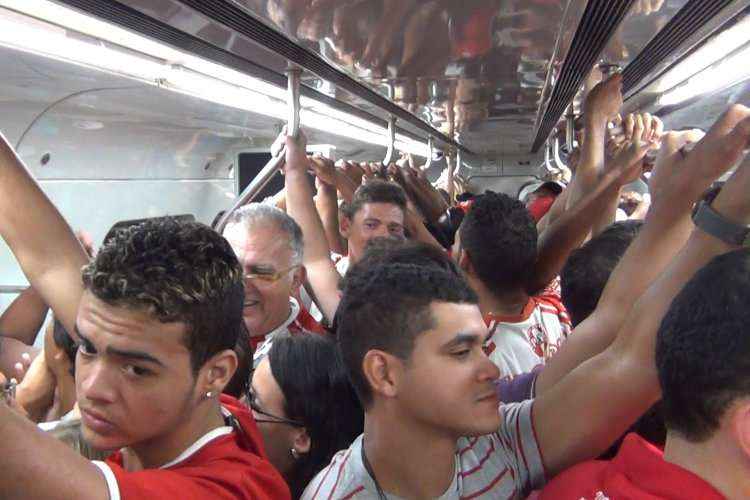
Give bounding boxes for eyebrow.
[76,329,165,367]
[443,332,483,349]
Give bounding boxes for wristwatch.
[693,201,750,246]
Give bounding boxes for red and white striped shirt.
[484,282,572,377]
[302,400,545,499]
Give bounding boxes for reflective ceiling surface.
[88,0,745,157]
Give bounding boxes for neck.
[469,275,529,318]
[252,304,293,338]
[128,400,225,470]
[362,409,456,499]
[663,431,750,500]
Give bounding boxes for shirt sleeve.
[94,458,290,500]
[496,400,546,494]
[495,364,544,403]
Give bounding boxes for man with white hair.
[222,204,323,366]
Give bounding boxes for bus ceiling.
[1,0,750,165]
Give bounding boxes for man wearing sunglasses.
[222,204,324,366]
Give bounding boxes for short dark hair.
[52,319,77,375]
[561,221,643,326]
[337,257,477,408]
[82,218,244,374]
[656,249,750,442]
[342,180,407,220]
[459,191,537,293]
[269,333,363,497]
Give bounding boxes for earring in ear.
[205,391,214,399]
[290,448,300,460]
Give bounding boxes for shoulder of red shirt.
[102,395,291,500]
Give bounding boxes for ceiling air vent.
[532,0,635,153]
[622,0,736,96]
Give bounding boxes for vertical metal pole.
[382,116,396,167]
[215,68,302,233]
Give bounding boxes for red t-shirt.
[535,433,725,500]
[94,395,290,500]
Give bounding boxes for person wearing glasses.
[222,204,325,367]
[248,333,363,498]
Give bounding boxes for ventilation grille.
[532,0,635,153]
[51,0,461,149]
[175,0,467,151]
[622,0,736,95]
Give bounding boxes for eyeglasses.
[244,265,300,285]
[245,388,304,427]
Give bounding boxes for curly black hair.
[459,191,537,294]
[82,217,244,374]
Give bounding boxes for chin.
[81,424,129,453]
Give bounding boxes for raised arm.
[533,105,750,477]
[536,126,706,393]
[0,395,109,500]
[528,131,656,295]
[0,286,48,345]
[0,133,88,336]
[310,157,348,256]
[283,132,341,323]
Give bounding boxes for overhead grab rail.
[421,136,435,171]
[553,135,567,170]
[455,148,463,177]
[382,116,396,167]
[565,104,576,152]
[215,68,301,233]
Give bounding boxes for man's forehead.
[224,223,292,263]
[427,301,486,336]
[355,202,404,220]
[77,291,189,353]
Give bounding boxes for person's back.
[455,192,571,375]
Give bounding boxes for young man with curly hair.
[0,132,290,499]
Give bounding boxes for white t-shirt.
[484,285,571,377]
[302,400,545,499]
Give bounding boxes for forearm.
[315,184,347,256]
[530,169,621,295]
[0,287,48,345]
[591,186,622,237]
[0,134,87,335]
[0,402,108,499]
[537,195,695,393]
[285,168,341,322]
[565,115,607,210]
[333,170,357,203]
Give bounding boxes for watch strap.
[693,201,750,246]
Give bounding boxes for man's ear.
[292,265,307,291]
[340,215,352,239]
[198,349,238,398]
[362,350,403,400]
[458,248,474,275]
[732,400,750,460]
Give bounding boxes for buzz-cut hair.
[342,180,407,220]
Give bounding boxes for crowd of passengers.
[0,72,749,499]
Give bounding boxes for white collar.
[159,405,235,469]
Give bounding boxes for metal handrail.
[455,147,463,176]
[382,116,396,166]
[215,68,301,233]
[553,136,567,170]
[421,136,435,170]
[0,286,28,294]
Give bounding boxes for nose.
[477,354,501,383]
[78,358,117,405]
[373,225,390,238]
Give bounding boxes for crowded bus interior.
[1,0,750,498]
